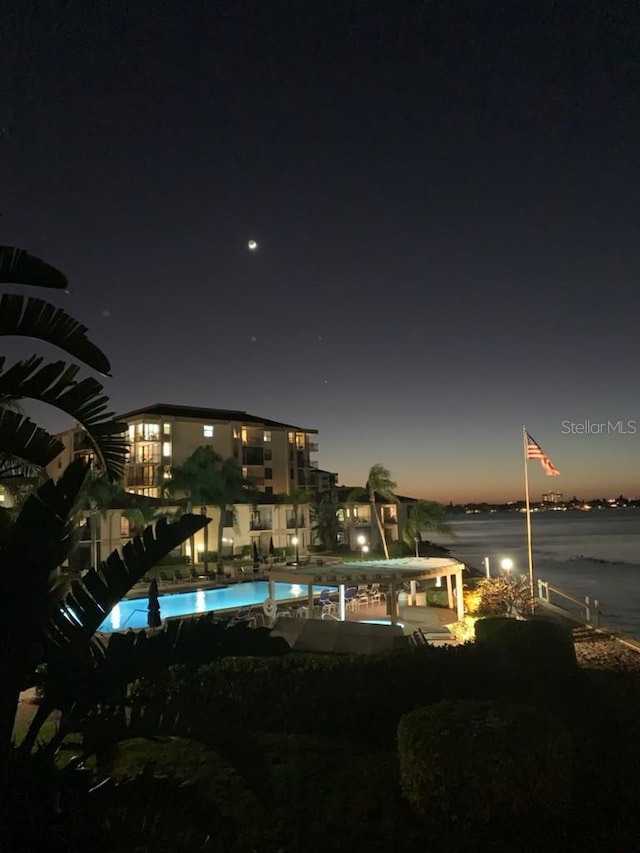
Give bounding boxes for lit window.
[128,425,135,442]
[263,431,272,442]
[203,425,214,438]
[142,423,160,441]
[162,442,171,457]
[163,423,171,435]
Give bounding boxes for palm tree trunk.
[371,496,390,559]
[189,535,196,577]
[90,510,98,568]
[216,507,225,574]
[203,519,209,575]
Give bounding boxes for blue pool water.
[98,581,334,633]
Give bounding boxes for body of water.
[439,508,640,639]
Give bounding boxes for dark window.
[223,509,234,527]
[264,448,272,461]
[265,486,273,495]
[265,468,273,480]
[243,446,264,466]
[289,468,294,480]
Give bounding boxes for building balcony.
[308,442,318,452]
[250,520,272,531]
[286,517,304,529]
[383,517,398,526]
[352,518,371,526]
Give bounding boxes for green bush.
[188,644,496,740]
[397,699,572,824]
[154,554,190,567]
[475,617,577,674]
[425,587,449,608]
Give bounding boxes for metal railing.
[537,580,600,627]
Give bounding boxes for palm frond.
[46,513,209,649]
[0,245,68,290]
[0,409,64,470]
[0,294,111,375]
[0,356,127,479]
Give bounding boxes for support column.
[389,580,397,618]
[410,580,417,607]
[339,584,346,621]
[446,574,454,609]
[455,570,464,620]
[307,583,314,619]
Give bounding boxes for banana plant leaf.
[0,409,64,471]
[0,245,68,290]
[46,513,209,650]
[0,356,127,480]
[0,294,111,375]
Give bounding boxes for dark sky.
[3,1,640,501]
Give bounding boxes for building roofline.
[115,403,318,434]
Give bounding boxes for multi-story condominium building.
[50,403,319,499]
[333,487,416,554]
[49,403,320,570]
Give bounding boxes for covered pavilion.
[267,556,466,622]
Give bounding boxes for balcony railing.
[308,442,318,452]
[250,520,272,531]
[286,517,304,529]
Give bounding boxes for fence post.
[585,596,591,624]
[594,599,599,627]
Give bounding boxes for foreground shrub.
[475,617,577,674]
[397,699,572,824]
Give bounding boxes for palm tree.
[402,500,452,556]
[163,447,249,574]
[0,245,127,481]
[310,489,344,551]
[349,464,397,559]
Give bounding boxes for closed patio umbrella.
[147,578,161,629]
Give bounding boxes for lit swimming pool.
[98,581,335,633]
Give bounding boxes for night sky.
[3,1,639,502]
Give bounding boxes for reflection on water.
[196,589,205,612]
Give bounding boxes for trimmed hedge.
[133,644,498,743]
[425,587,449,608]
[397,699,573,824]
[475,616,577,674]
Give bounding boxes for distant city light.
[247,239,258,250]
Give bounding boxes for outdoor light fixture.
[357,534,367,560]
[500,558,514,572]
[292,535,299,564]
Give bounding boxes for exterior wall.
[47,408,319,500]
[89,501,312,566]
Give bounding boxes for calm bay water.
[439,508,640,639]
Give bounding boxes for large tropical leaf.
[0,356,127,480]
[0,245,68,290]
[0,409,64,472]
[46,513,209,650]
[0,294,111,375]
[0,460,91,686]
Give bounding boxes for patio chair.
[173,568,187,582]
[368,583,382,604]
[345,587,359,611]
[158,571,173,584]
[357,585,371,606]
[317,588,336,616]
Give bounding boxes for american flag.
[526,432,559,476]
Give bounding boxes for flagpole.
[522,425,535,614]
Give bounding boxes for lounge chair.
[173,568,187,582]
[158,571,173,584]
[228,606,256,628]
